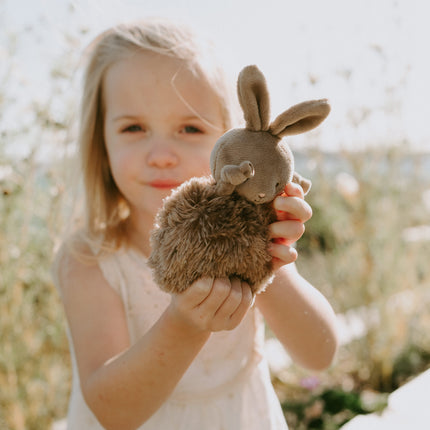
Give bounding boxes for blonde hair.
[78,18,237,248]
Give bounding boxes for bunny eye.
[275,182,283,194]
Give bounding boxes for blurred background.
[1,0,429,428]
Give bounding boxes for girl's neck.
[125,211,154,258]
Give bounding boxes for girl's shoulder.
[53,231,128,300]
[53,231,108,293]
[54,229,94,266]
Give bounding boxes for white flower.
[422,189,430,212]
[9,245,21,259]
[402,225,430,243]
[336,172,359,199]
[0,165,13,181]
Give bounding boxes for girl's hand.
[167,277,253,334]
[269,182,312,270]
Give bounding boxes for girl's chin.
[129,188,176,218]
[148,193,171,214]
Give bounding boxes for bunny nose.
[258,193,266,198]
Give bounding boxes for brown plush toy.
[148,65,330,295]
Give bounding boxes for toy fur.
[148,65,330,294]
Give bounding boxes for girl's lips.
[148,180,182,189]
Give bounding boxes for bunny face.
[211,129,294,203]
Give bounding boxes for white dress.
[62,246,288,430]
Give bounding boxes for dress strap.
[97,251,124,296]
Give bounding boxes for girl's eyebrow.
[112,114,208,123]
[111,114,141,123]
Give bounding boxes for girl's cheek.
[108,154,132,189]
[112,148,134,171]
[191,153,211,175]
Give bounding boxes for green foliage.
[0,151,71,430]
[299,147,430,311]
[282,387,388,430]
[297,146,430,391]
[272,359,391,429]
[0,21,77,427]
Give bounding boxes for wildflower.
[336,172,359,200]
[0,165,13,181]
[300,375,320,390]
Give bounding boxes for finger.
[269,220,305,242]
[180,277,214,307]
[273,196,312,222]
[228,282,253,327]
[284,182,305,198]
[269,243,298,267]
[213,278,243,320]
[198,278,232,315]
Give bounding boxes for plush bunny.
[148,65,330,294]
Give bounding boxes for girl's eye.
[122,124,144,133]
[182,125,202,134]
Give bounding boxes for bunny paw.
[239,161,255,178]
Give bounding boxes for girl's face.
[103,51,225,223]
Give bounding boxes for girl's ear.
[269,99,331,138]
[237,65,271,132]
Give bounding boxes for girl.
[54,19,338,430]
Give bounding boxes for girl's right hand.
[167,278,253,333]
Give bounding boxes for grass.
[299,147,430,389]
[0,150,71,430]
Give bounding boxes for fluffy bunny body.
[149,176,277,294]
[148,65,330,294]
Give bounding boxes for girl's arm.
[256,264,338,370]
[57,241,252,430]
[256,182,339,371]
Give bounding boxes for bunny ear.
[269,99,331,138]
[237,65,271,131]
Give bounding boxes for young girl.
[54,18,338,430]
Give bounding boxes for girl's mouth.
[148,180,182,189]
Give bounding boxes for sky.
[1,0,430,154]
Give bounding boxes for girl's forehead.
[105,51,204,90]
[103,51,223,123]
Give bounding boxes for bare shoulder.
[54,233,130,379]
[54,233,93,273]
[54,233,102,296]
[54,232,123,310]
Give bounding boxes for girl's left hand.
[269,182,312,269]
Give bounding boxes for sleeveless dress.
[62,245,289,429]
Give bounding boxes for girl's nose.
[146,141,179,168]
